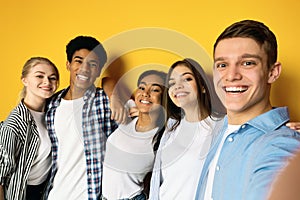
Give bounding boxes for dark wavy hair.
[136,70,167,151]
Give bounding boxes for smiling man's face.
[67,49,101,98]
[213,37,277,124]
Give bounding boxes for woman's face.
[168,64,198,111]
[22,63,58,100]
[135,74,164,114]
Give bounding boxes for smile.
[224,86,248,93]
[77,74,89,81]
[40,87,52,91]
[140,100,151,104]
[174,92,188,98]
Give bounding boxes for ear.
[268,62,281,84]
[21,77,28,86]
[66,61,71,71]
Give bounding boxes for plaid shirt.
[44,85,117,200]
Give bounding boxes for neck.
[184,105,207,122]
[135,111,161,132]
[64,87,85,100]
[23,96,45,112]
[227,103,273,125]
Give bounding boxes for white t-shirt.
[102,117,158,200]
[27,109,51,185]
[204,124,241,200]
[159,117,215,200]
[48,98,88,200]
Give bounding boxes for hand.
[286,122,300,133]
[109,94,128,124]
[124,99,139,118]
[128,107,139,118]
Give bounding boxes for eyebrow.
[215,54,263,62]
[140,82,163,88]
[74,55,83,60]
[73,56,99,63]
[34,71,46,74]
[169,72,193,80]
[34,71,57,77]
[241,53,262,61]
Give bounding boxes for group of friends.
[1,19,300,200]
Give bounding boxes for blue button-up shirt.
[195,107,300,200]
[45,85,117,200]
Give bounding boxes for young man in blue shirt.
[196,20,300,200]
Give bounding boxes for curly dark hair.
[66,35,107,68]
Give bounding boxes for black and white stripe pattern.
[0,101,40,200]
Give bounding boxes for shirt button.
[241,125,246,129]
[88,173,92,177]
[228,137,234,142]
[216,165,220,171]
[88,188,92,192]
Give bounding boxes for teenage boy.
[196,20,300,200]
[45,36,118,200]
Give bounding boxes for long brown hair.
[164,58,219,131]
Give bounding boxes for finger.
[111,110,115,120]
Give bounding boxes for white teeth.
[141,100,150,104]
[225,86,247,92]
[41,87,51,91]
[175,92,187,97]
[77,75,88,80]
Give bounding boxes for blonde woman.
[0,57,59,200]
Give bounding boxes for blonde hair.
[20,57,59,98]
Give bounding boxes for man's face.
[67,49,101,95]
[213,37,278,123]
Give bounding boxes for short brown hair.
[213,20,278,69]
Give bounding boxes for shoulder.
[46,88,67,109]
[252,127,300,163]
[1,103,31,131]
[95,87,107,97]
[6,103,31,123]
[263,127,300,147]
[111,118,136,137]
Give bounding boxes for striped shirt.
[44,85,117,200]
[0,101,40,200]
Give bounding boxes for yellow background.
[1,0,299,120]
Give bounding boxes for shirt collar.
[245,107,290,133]
[17,100,34,122]
[53,85,96,105]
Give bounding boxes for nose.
[173,81,183,90]
[225,65,242,82]
[43,77,50,85]
[79,61,91,73]
[141,88,150,97]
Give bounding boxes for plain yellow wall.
[1,0,299,121]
